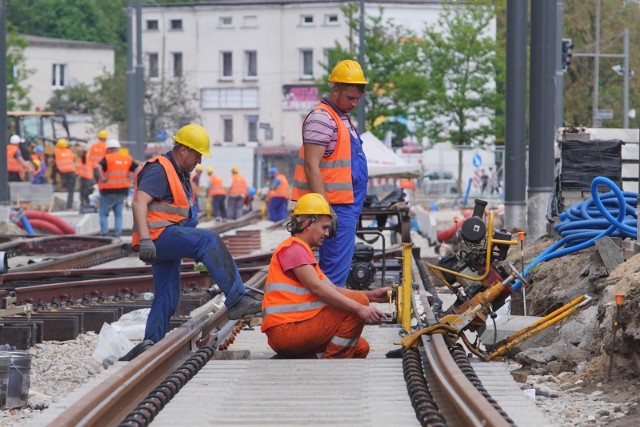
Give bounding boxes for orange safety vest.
[54,148,76,173]
[261,236,327,332]
[228,174,248,196]
[76,155,94,180]
[399,179,415,189]
[98,152,133,190]
[89,141,107,167]
[271,173,290,198]
[132,156,190,250]
[208,174,226,197]
[7,145,23,174]
[292,103,353,203]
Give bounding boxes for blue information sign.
[472,153,482,168]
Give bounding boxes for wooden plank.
[595,236,625,274]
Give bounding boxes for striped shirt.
[302,98,358,157]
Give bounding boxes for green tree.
[46,83,99,114]
[144,76,201,141]
[7,28,33,110]
[416,0,500,192]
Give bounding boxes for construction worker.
[207,166,227,219]
[227,167,248,220]
[7,134,32,182]
[51,138,77,210]
[31,145,48,184]
[126,124,262,361]
[89,129,108,170]
[97,139,139,238]
[292,59,369,287]
[266,166,289,222]
[262,193,390,359]
[75,143,95,211]
[190,164,203,207]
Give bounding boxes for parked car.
[421,171,457,194]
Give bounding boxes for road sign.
[596,109,614,120]
[472,153,482,168]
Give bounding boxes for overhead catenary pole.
[126,0,137,157]
[555,0,564,128]
[0,0,9,221]
[592,0,600,127]
[134,0,145,161]
[356,0,365,134]
[504,0,528,231]
[528,0,557,242]
[623,28,629,129]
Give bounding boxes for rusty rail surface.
[48,269,268,427]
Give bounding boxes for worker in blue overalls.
[291,59,369,287]
[123,124,262,361]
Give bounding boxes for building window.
[300,15,314,26]
[201,87,259,109]
[222,52,233,79]
[148,53,159,78]
[325,14,338,25]
[220,16,233,27]
[172,52,183,78]
[223,117,233,142]
[52,64,66,87]
[247,116,258,142]
[243,15,257,28]
[301,50,313,78]
[245,51,257,78]
[170,19,182,30]
[147,20,159,30]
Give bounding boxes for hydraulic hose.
[511,176,637,292]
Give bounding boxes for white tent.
[361,131,421,178]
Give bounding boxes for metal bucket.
[5,351,31,409]
[0,354,10,409]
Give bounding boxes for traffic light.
[561,38,573,72]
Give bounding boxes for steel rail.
[48,269,267,427]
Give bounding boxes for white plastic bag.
[92,323,134,365]
[111,308,150,340]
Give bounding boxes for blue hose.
[18,212,36,236]
[511,176,637,292]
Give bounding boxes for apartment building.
[141,0,443,148]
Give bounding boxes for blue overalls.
[319,130,368,287]
[144,179,248,343]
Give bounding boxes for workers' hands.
[357,305,388,325]
[138,238,157,263]
[366,287,392,303]
[329,206,338,238]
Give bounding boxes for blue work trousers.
[144,225,247,343]
[319,130,368,287]
[268,197,288,222]
[212,195,227,219]
[227,195,244,219]
[99,192,126,237]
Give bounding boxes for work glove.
[329,207,338,238]
[138,238,157,264]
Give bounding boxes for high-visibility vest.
[228,174,248,196]
[98,152,133,190]
[271,173,290,198]
[76,155,94,180]
[89,141,107,167]
[208,174,226,197]
[7,145,23,174]
[54,148,76,173]
[132,155,190,250]
[261,236,327,332]
[292,103,353,203]
[399,179,415,189]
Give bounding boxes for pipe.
[23,218,65,235]
[24,210,75,234]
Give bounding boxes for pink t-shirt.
[277,241,317,281]
[302,99,358,157]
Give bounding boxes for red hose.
[436,208,474,242]
[24,210,75,234]
[18,218,65,235]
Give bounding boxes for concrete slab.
[479,315,554,352]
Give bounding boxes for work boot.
[227,293,263,320]
[119,339,154,362]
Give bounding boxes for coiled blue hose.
[511,176,637,292]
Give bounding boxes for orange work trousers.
[265,290,370,359]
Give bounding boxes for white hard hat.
[106,139,121,149]
[9,135,21,144]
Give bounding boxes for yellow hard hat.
[195,164,203,172]
[328,59,368,85]
[206,166,213,174]
[173,124,212,157]
[56,138,68,149]
[231,167,238,173]
[98,130,107,140]
[292,193,334,217]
